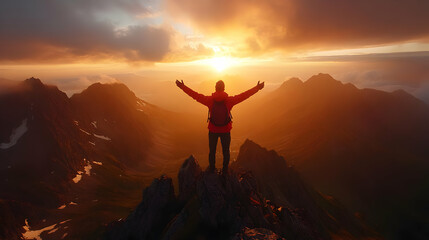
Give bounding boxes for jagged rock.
[104,141,381,240]
[196,171,227,228]
[178,155,201,203]
[232,139,378,240]
[162,169,274,239]
[233,227,285,240]
[104,175,177,240]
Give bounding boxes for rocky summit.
[104,140,380,240]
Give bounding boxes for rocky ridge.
[104,140,380,240]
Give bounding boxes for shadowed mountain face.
[104,140,380,240]
[0,78,85,205]
[236,73,429,239]
[70,82,154,170]
[0,78,202,239]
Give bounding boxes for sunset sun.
[205,56,237,72]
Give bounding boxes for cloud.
[308,51,429,86]
[167,0,429,53]
[48,75,120,96]
[0,0,171,63]
[164,43,215,62]
[414,82,429,104]
[314,51,429,103]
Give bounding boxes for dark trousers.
[208,132,231,171]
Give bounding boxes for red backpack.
[208,100,232,126]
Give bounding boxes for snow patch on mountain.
[72,171,83,183]
[137,99,146,107]
[94,134,111,140]
[79,127,111,141]
[57,204,66,210]
[0,119,28,149]
[84,162,92,175]
[22,218,70,240]
[57,202,78,210]
[91,121,97,128]
[72,160,92,183]
[22,219,56,240]
[79,128,91,135]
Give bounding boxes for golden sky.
[1,0,429,104]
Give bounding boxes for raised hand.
[176,79,185,89]
[257,81,265,90]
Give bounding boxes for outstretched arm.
[176,79,211,106]
[230,81,264,106]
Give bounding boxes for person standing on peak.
[176,79,264,174]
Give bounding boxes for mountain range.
[236,73,429,239]
[1,74,428,239]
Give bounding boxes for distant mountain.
[0,78,201,239]
[237,73,429,239]
[104,140,380,240]
[0,78,85,205]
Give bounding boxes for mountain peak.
[237,139,288,169]
[23,77,44,89]
[280,77,303,89]
[392,89,412,98]
[84,82,134,96]
[71,82,137,105]
[305,73,342,87]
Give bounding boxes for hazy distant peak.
[391,89,411,97]
[390,89,424,105]
[241,138,261,149]
[305,73,342,87]
[20,77,66,100]
[75,82,136,100]
[23,77,44,89]
[236,139,288,169]
[280,77,303,89]
[86,82,131,92]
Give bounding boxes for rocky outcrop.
[233,227,285,240]
[232,139,379,239]
[104,144,381,240]
[178,155,201,203]
[104,175,177,240]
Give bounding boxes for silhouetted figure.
[176,79,264,174]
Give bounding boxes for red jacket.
[180,85,260,133]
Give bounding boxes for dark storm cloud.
[167,0,429,52]
[0,0,171,63]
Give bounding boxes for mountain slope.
[236,73,429,239]
[0,78,86,206]
[0,78,200,239]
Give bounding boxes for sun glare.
[205,56,237,72]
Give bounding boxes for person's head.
[215,80,225,92]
